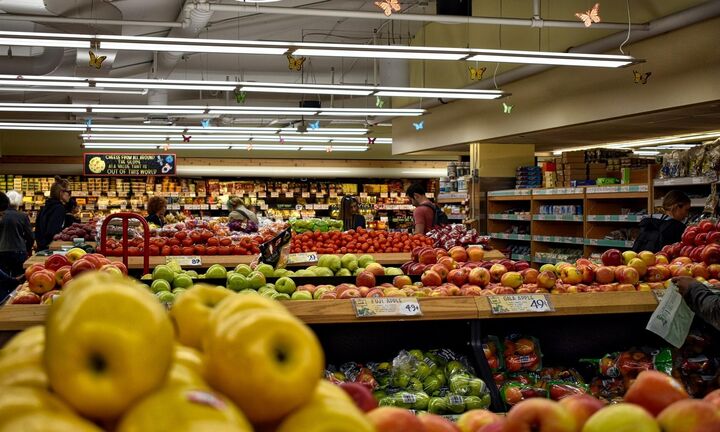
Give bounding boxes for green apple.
[141,274,152,280]
[260,289,277,298]
[238,289,259,295]
[291,290,312,300]
[172,273,193,289]
[335,268,352,277]
[258,285,275,294]
[313,286,331,299]
[318,255,342,272]
[353,268,364,276]
[227,273,249,292]
[271,292,291,301]
[234,264,252,276]
[295,269,315,277]
[275,277,297,295]
[358,254,375,268]
[205,264,227,279]
[273,268,289,277]
[172,288,187,296]
[464,395,487,410]
[428,397,449,414]
[150,279,171,293]
[423,376,442,395]
[156,291,175,303]
[313,267,334,277]
[255,263,275,278]
[185,270,198,278]
[247,271,266,290]
[152,265,175,283]
[385,267,403,276]
[340,253,359,271]
[166,260,183,274]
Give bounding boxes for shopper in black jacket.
[673,276,720,331]
[0,191,34,277]
[34,176,71,251]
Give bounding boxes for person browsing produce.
[0,191,34,277]
[672,276,720,332]
[34,176,71,251]
[406,183,441,235]
[633,190,691,253]
[339,196,366,230]
[146,196,167,227]
[227,196,259,225]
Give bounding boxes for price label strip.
[167,256,202,266]
[487,294,555,314]
[286,252,318,265]
[352,297,422,318]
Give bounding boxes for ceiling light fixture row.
[0,30,641,67]
[0,103,424,117]
[551,131,720,154]
[0,75,507,100]
[79,134,391,144]
[0,122,373,135]
[80,143,369,152]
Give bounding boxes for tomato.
[182,246,194,255]
[171,245,182,256]
[149,245,160,255]
[206,246,218,255]
[161,246,171,256]
[218,246,231,255]
[194,245,206,255]
[182,238,194,247]
[167,238,180,247]
[219,237,232,247]
[207,237,219,246]
[174,231,187,241]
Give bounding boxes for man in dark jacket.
[672,276,720,332]
[34,176,71,251]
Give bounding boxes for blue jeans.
[0,251,28,278]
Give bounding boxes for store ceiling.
[0,0,714,156]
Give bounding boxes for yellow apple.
[0,338,47,389]
[582,404,660,432]
[0,410,103,431]
[276,380,375,432]
[65,247,87,263]
[116,385,252,432]
[204,309,324,424]
[0,386,72,421]
[0,326,44,357]
[169,284,234,350]
[44,272,174,421]
[622,250,637,265]
[173,345,205,377]
[166,362,207,388]
[204,293,287,347]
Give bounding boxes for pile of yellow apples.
[0,271,375,431]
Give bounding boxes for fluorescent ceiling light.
[633,151,660,156]
[0,87,147,95]
[240,85,373,96]
[0,30,642,67]
[550,131,720,153]
[82,143,368,151]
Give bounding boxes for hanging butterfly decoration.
[201,119,210,128]
[375,0,401,17]
[375,96,385,108]
[468,66,486,81]
[162,140,170,151]
[308,120,320,130]
[632,70,652,85]
[326,145,333,153]
[413,121,424,131]
[85,118,93,128]
[88,51,107,69]
[279,136,285,144]
[247,143,253,151]
[182,134,191,143]
[287,54,306,71]
[368,137,376,145]
[234,89,247,104]
[502,102,514,114]
[575,3,601,27]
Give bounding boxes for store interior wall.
[393,13,720,155]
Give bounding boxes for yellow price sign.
[487,294,554,314]
[352,297,422,318]
[287,252,318,265]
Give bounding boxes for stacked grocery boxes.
[515,166,542,189]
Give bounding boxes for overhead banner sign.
[83,153,176,176]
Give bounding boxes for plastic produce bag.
[482,336,504,372]
[427,394,491,414]
[500,382,548,406]
[503,334,543,372]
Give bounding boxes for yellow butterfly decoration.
[287,54,306,71]
[633,70,651,85]
[575,3,601,27]
[502,102,514,114]
[375,0,401,17]
[88,51,107,69]
[469,66,486,81]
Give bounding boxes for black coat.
[34,198,66,251]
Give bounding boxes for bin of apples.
[7,249,127,305]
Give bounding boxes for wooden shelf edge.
[0,292,659,330]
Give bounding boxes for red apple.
[421,270,443,287]
[430,264,449,281]
[10,290,41,304]
[437,256,457,271]
[356,271,376,288]
[338,288,361,299]
[28,269,56,295]
[624,370,689,416]
[54,265,72,286]
[40,289,61,304]
[365,288,384,298]
[703,389,720,410]
[595,266,614,284]
[367,407,425,432]
[489,264,508,282]
[339,382,378,413]
[448,246,469,263]
[393,275,412,289]
[418,413,461,432]
[365,263,385,277]
[70,259,96,277]
[44,254,70,272]
[601,249,622,266]
[418,249,438,265]
[24,263,45,281]
[468,267,491,287]
[504,398,576,432]
[537,271,557,289]
[457,409,502,432]
[657,399,720,432]
[520,268,539,284]
[558,394,605,430]
[447,268,469,286]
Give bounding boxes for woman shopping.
[34,176,71,251]
[632,190,691,253]
[339,196,366,230]
[0,191,34,277]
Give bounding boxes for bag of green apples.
[427,393,491,415]
[378,391,430,411]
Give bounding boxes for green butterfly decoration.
[234,89,247,104]
[502,102,513,114]
[376,96,384,108]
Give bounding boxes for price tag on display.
[287,252,318,265]
[284,192,293,198]
[380,193,388,198]
[360,192,367,197]
[487,294,554,314]
[302,192,310,198]
[257,192,266,198]
[270,191,279,198]
[352,298,423,318]
[167,256,202,266]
